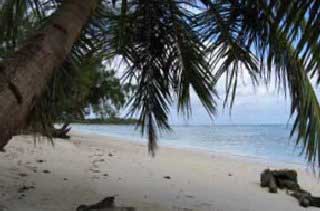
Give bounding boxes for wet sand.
[0,131,319,211]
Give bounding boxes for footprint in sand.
[94,149,105,157]
[17,185,35,199]
[17,173,28,177]
[36,159,45,163]
[92,158,105,167]
[89,150,110,178]
[17,185,35,193]
[24,164,38,173]
[0,205,8,211]
[90,169,101,174]
[42,170,51,174]
[91,176,100,180]
[72,140,81,147]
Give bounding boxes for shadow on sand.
[76,196,192,211]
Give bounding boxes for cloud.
[112,56,296,125]
[169,71,292,125]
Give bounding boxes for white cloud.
[169,71,292,125]
[111,56,296,125]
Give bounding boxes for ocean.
[72,124,306,166]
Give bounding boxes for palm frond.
[197,0,320,167]
[109,0,218,155]
[2,0,320,168]
[196,0,260,109]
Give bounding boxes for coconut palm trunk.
[0,0,97,150]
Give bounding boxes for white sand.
[0,131,319,211]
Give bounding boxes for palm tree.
[29,56,129,139]
[1,0,320,167]
[0,0,97,149]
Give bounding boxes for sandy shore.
[0,131,319,211]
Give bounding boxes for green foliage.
[71,117,138,125]
[195,0,320,167]
[32,55,127,122]
[2,0,320,167]
[108,0,218,155]
[0,0,130,135]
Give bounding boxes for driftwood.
[17,122,71,139]
[51,123,71,139]
[288,189,320,207]
[76,196,135,211]
[260,169,320,208]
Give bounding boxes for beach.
[0,131,319,211]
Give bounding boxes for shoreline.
[0,131,319,210]
[72,128,307,169]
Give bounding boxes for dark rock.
[261,169,298,192]
[76,196,136,211]
[260,169,273,187]
[18,173,28,177]
[91,169,101,174]
[76,205,87,211]
[278,179,299,190]
[18,185,35,193]
[310,196,320,207]
[272,169,298,183]
[268,174,278,193]
[163,176,171,179]
[261,169,320,208]
[52,123,71,139]
[0,205,8,211]
[43,170,51,174]
[299,197,310,207]
[76,196,114,211]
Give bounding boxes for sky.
[168,74,292,125]
[109,57,298,126]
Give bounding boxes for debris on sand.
[36,159,45,163]
[17,185,35,193]
[260,169,298,193]
[76,196,135,211]
[260,169,320,208]
[42,170,51,174]
[91,169,101,174]
[163,176,171,179]
[18,173,28,177]
[0,205,8,211]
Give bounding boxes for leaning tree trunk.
[0,0,97,150]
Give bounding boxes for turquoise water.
[72,124,306,165]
